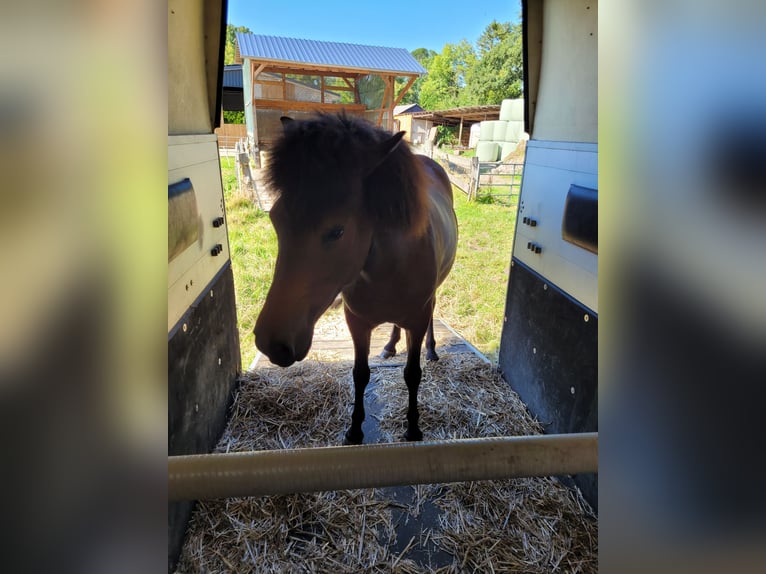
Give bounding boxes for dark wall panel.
[498,259,597,509]
[168,264,241,571]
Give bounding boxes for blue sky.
[227,0,521,54]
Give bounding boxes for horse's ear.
[366,131,406,175]
[280,116,294,130]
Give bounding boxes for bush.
[436,125,458,147]
[223,110,245,124]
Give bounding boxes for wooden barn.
[234,33,425,146]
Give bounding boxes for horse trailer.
[168,0,598,568]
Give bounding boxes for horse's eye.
[323,225,345,243]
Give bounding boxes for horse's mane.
[266,113,428,236]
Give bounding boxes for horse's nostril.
[269,341,296,367]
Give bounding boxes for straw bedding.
[177,348,597,573]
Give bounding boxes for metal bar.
[169,432,598,501]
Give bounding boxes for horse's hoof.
[344,429,364,445]
[379,348,396,359]
[404,428,423,442]
[426,350,439,362]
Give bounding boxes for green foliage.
[415,20,523,110]
[396,48,438,105]
[225,24,253,65]
[476,20,512,57]
[465,24,523,104]
[419,40,477,110]
[223,110,245,124]
[435,125,458,147]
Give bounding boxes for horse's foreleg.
[403,324,428,441]
[380,325,401,359]
[344,307,372,445]
[425,311,439,362]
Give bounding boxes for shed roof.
[236,33,426,76]
[394,103,423,116]
[410,105,502,126]
[223,65,243,89]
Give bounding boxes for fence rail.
[430,149,523,206]
[471,161,523,205]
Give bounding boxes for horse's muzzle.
[254,325,312,368]
[263,340,297,367]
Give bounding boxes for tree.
[465,23,523,105]
[396,48,437,105]
[476,20,512,57]
[225,24,253,65]
[419,40,476,110]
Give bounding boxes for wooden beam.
[392,75,417,109]
[252,63,266,80]
[320,84,355,92]
[376,76,394,127]
[320,76,325,103]
[458,115,464,145]
[249,63,414,79]
[253,98,366,112]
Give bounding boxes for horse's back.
[417,155,458,287]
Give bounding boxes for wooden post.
[458,116,464,147]
[250,63,266,150]
[376,76,392,127]
[320,75,325,103]
[470,156,480,201]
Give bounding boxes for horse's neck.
[361,228,432,282]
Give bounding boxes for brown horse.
[254,113,458,444]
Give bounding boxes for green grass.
[435,189,516,362]
[221,155,516,366]
[220,156,277,368]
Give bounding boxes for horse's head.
[254,114,425,367]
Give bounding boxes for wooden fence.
[214,123,247,149]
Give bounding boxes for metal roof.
[410,105,502,126]
[236,33,426,76]
[394,104,423,116]
[223,65,243,89]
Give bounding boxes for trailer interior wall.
[500,0,598,510]
[528,0,597,143]
[168,1,240,571]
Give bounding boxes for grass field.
[220,155,517,367]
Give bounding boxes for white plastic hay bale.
[476,141,499,162]
[500,98,524,122]
[505,120,524,143]
[479,120,494,141]
[468,123,482,148]
[500,141,519,160]
[491,120,508,142]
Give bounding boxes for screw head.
[584,314,589,322]
[182,323,187,333]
